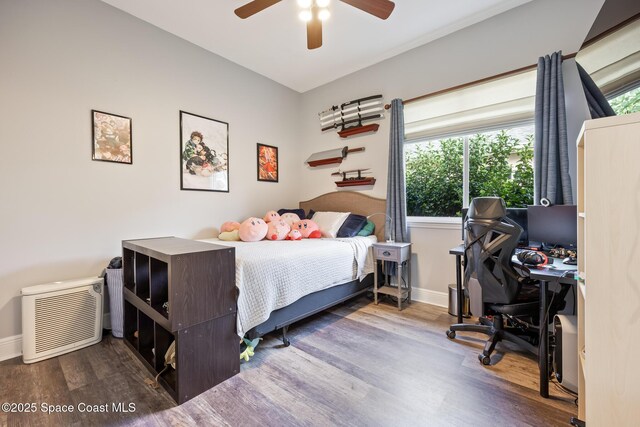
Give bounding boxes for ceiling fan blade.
[307,14,322,50]
[339,0,395,20]
[234,0,282,19]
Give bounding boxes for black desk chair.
[446,197,562,365]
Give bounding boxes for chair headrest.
[468,197,506,220]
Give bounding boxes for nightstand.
[372,242,412,310]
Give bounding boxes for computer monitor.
[527,205,577,248]
[461,207,528,246]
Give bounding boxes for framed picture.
[180,111,229,192]
[257,143,278,183]
[92,110,132,164]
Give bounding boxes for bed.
[201,192,386,345]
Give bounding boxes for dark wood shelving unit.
[122,237,239,404]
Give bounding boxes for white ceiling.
[101,0,531,93]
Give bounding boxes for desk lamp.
[366,212,394,243]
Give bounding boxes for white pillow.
[311,211,351,238]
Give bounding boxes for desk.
[449,244,465,324]
[448,244,577,398]
[525,259,577,398]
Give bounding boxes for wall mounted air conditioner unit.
[22,277,103,364]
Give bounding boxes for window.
[609,86,640,115]
[577,16,640,114]
[405,137,463,217]
[403,67,536,218]
[405,124,534,217]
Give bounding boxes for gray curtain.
[576,61,616,119]
[534,51,573,205]
[386,98,408,243]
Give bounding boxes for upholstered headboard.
[300,192,387,242]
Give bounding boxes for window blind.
[404,69,537,142]
[577,18,640,95]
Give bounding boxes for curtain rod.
[384,52,577,110]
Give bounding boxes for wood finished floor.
[0,297,577,426]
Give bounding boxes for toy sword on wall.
[318,94,384,133]
[305,146,365,167]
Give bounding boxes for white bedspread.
[199,236,376,337]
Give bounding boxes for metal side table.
[372,242,412,310]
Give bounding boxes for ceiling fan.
[234,0,396,50]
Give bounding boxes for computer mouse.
[563,257,577,265]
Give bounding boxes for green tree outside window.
[609,87,640,115]
[406,129,534,217]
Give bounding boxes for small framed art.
[180,110,229,192]
[257,143,278,183]
[92,110,132,164]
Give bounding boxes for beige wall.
[0,0,301,339]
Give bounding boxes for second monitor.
[527,205,577,249]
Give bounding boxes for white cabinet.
[576,112,640,424]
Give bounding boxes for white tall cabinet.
[576,112,640,424]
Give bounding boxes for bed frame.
[245,192,386,345]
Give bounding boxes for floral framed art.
[92,110,132,164]
[180,110,229,192]
[257,143,278,183]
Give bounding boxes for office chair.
[446,197,560,365]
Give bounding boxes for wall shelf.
[337,123,379,138]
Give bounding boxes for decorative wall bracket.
[305,146,364,167]
[319,95,384,138]
[337,123,379,138]
[332,168,376,187]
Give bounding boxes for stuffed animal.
[220,221,241,233]
[263,210,281,223]
[219,229,240,241]
[266,220,290,241]
[286,229,302,240]
[239,217,268,242]
[293,219,321,238]
[240,337,262,362]
[281,212,301,228]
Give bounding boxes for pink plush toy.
[263,210,281,223]
[286,229,302,240]
[266,220,290,240]
[281,212,301,228]
[220,221,241,233]
[239,217,268,242]
[293,219,321,239]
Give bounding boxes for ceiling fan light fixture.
[234,0,396,50]
[299,9,312,22]
[318,8,330,21]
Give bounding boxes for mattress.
[199,236,376,337]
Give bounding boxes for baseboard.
[0,334,22,362]
[411,288,448,308]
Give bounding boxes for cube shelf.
[122,237,239,404]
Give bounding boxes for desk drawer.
[375,246,400,262]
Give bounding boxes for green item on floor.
[240,337,262,362]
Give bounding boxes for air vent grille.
[22,277,103,363]
[35,289,97,353]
